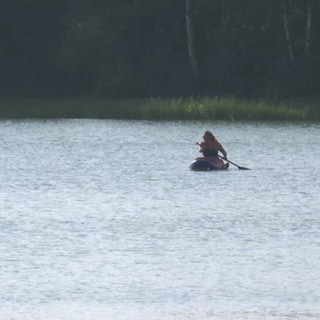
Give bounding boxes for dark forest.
[1,0,319,99]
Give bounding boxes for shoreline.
[0,97,319,121]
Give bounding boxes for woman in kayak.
[197,130,229,169]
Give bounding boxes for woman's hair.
[203,130,216,142]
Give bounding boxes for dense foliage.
[1,0,320,99]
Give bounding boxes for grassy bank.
[0,96,319,121]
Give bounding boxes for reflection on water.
[0,120,320,319]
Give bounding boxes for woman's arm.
[199,141,206,153]
[217,142,227,159]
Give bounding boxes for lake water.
[0,119,320,320]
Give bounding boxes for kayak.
[189,159,228,171]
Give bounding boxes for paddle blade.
[238,166,250,170]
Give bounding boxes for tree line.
[1,0,320,99]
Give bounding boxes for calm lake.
[1,119,320,320]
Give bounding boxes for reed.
[0,96,319,121]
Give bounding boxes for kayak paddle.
[219,156,250,170]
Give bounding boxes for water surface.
[1,120,320,320]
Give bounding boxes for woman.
[197,130,229,169]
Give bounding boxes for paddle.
[219,156,250,170]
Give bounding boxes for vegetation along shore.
[0,97,319,121]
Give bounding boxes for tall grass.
[0,96,318,121]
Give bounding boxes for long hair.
[203,130,216,142]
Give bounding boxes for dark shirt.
[203,148,218,157]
